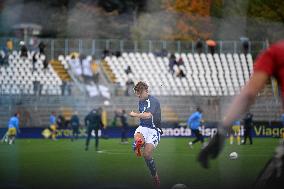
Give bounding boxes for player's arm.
[187,117,192,127]
[129,111,152,119]
[222,71,269,128]
[198,71,269,169]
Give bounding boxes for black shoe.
[85,146,88,151]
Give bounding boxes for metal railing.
[0,37,267,60]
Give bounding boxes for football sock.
[237,135,241,145]
[145,158,157,177]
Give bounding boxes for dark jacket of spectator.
[38,41,46,54]
[20,44,28,58]
[125,66,132,75]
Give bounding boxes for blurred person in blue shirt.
[7,113,20,145]
[188,107,204,148]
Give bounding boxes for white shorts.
[134,126,160,148]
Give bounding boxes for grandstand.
[103,52,254,96]
[0,40,282,128]
[0,51,62,95]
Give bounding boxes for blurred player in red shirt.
[198,40,284,189]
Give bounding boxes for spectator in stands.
[33,81,41,95]
[28,37,38,51]
[177,57,184,67]
[169,54,177,74]
[0,51,5,66]
[161,48,168,57]
[5,39,13,54]
[195,38,203,54]
[102,49,110,59]
[81,54,93,83]
[43,59,48,69]
[69,54,82,77]
[38,41,46,55]
[240,37,250,54]
[70,111,80,141]
[19,41,28,58]
[125,78,134,96]
[176,68,186,78]
[206,38,217,55]
[115,51,121,57]
[125,65,132,75]
[32,53,37,71]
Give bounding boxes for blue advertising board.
[0,121,283,139]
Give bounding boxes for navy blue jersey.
[138,95,161,128]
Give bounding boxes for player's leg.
[1,132,7,143]
[125,127,129,142]
[133,126,146,157]
[134,132,145,156]
[230,127,235,144]
[10,129,17,144]
[192,129,202,144]
[73,126,79,141]
[121,128,124,142]
[243,128,248,144]
[85,127,92,151]
[75,126,79,140]
[71,127,75,141]
[248,128,253,144]
[236,126,241,145]
[50,125,57,140]
[122,127,128,144]
[144,144,158,177]
[143,129,160,188]
[197,130,204,144]
[94,127,99,151]
[7,128,16,144]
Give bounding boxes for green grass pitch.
[0,138,280,189]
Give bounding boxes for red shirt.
[254,40,284,99]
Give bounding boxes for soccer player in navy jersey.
[129,81,162,188]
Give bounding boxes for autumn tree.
[162,0,214,40]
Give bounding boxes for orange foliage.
[163,0,213,40]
